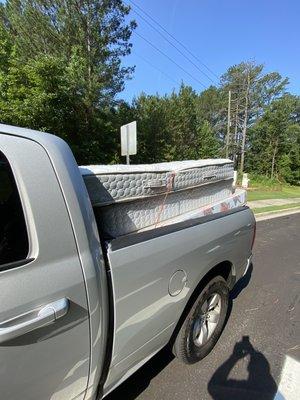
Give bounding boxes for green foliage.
[247,182,300,201]
[248,173,284,190]
[220,61,288,172]
[247,95,300,185]
[0,0,136,163]
[196,121,220,158]
[0,2,299,184]
[125,85,221,163]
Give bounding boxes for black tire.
[173,276,229,364]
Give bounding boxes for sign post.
[120,121,137,164]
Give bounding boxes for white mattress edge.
[79,159,233,176]
[138,189,247,232]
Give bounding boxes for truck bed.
[102,206,254,394]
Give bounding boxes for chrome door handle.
[0,298,69,344]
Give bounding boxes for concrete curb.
[248,197,300,208]
[254,207,300,222]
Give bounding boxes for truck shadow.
[106,265,255,400]
[230,263,253,300]
[105,347,174,400]
[106,336,278,400]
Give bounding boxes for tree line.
[0,1,299,184]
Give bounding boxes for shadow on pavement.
[231,263,253,300]
[105,347,174,400]
[208,335,277,400]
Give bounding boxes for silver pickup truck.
[0,124,255,400]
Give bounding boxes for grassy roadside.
[247,185,300,201]
[240,175,300,214]
[244,175,300,202]
[252,202,300,214]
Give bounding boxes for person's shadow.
[208,335,278,400]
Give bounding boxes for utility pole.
[126,125,130,165]
[225,90,231,158]
[232,100,239,164]
[240,73,250,173]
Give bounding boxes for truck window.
[0,151,29,267]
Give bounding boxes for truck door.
[0,134,90,400]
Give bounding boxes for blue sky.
[121,0,300,102]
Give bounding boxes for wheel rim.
[192,293,222,347]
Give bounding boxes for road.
[106,214,300,400]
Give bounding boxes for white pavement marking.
[274,355,300,400]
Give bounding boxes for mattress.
[80,159,234,206]
[81,159,234,238]
[140,189,247,231]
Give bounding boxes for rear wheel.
[173,276,229,364]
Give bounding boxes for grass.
[247,185,300,201]
[244,174,300,201]
[252,202,300,214]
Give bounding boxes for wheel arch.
[170,260,234,347]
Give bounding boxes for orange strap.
[154,171,176,227]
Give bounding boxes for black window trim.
[0,149,31,268]
[0,257,35,273]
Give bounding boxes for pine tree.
[0,0,136,163]
[247,95,300,183]
[220,61,288,171]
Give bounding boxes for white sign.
[242,173,250,188]
[121,121,137,157]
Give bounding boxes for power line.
[130,6,216,85]
[135,31,207,89]
[135,53,181,86]
[128,0,219,81]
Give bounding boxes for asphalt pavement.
[106,214,300,400]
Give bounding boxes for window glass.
[0,151,29,266]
